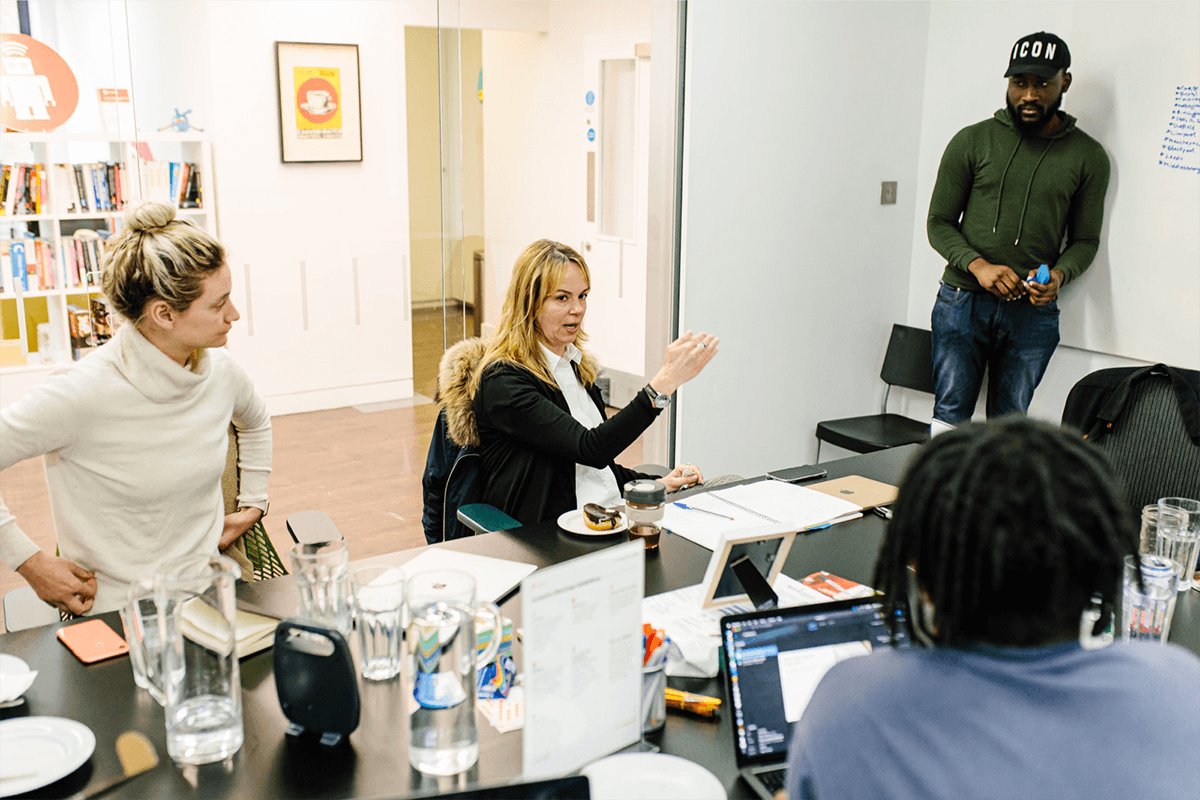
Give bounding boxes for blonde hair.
[101,201,226,324]
[472,239,599,394]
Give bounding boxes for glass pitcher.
[405,569,502,775]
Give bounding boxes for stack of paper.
[642,574,838,677]
[663,481,863,550]
[181,598,278,658]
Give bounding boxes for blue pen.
[672,502,735,520]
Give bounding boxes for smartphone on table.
[57,618,129,664]
[765,465,828,484]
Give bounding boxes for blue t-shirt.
[786,639,1200,800]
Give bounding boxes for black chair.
[1061,364,1200,512]
[814,324,935,462]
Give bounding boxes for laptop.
[719,597,909,799]
[806,475,898,511]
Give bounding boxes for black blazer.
[473,361,662,525]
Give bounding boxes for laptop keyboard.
[757,767,785,793]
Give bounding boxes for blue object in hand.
[1032,264,1051,285]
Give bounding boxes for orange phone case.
[57,618,129,664]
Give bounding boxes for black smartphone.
[765,465,828,483]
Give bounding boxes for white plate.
[582,752,726,800]
[557,509,628,536]
[0,716,95,797]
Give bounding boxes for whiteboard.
[1061,2,1199,367]
[910,1,1200,369]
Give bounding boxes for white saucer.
[557,509,628,536]
[581,752,726,800]
[0,716,95,797]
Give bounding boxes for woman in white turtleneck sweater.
[0,201,271,615]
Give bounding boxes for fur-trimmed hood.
[438,337,487,448]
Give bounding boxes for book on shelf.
[67,302,112,351]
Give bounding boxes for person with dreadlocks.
[785,417,1199,800]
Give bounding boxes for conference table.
[2,443,1198,799]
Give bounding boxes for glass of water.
[289,540,352,635]
[405,570,502,776]
[1156,497,1200,591]
[351,565,405,681]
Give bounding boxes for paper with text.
[521,541,645,777]
[664,481,864,549]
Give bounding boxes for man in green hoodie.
[927,31,1110,433]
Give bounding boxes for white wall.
[678,1,932,476]
[480,2,653,376]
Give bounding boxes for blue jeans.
[930,283,1060,424]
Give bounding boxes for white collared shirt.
[540,342,622,508]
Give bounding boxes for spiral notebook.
[662,481,863,550]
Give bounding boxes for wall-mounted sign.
[0,33,79,132]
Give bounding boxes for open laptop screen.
[721,598,909,767]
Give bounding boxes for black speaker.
[273,619,360,746]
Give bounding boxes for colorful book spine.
[73,165,89,212]
[10,241,28,291]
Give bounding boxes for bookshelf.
[0,132,215,406]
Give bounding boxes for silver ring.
[698,342,707,349]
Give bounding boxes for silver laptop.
[719,597,909,799]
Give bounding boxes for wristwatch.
[643,384,671,409]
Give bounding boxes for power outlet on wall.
[881,181,897,205]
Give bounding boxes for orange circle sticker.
[0,33,79,132]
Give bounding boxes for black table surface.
[3,442,1197,799]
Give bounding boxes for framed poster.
[275,41,362,163]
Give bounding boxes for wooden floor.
[0,305,642,629]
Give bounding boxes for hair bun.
[124,201,176,232]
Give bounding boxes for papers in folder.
[663,481,863,550]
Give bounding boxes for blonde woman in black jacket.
[470,240,718,525]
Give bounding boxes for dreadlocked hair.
[874,416,1138,647]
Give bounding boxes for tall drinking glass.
[405,570,502,775]
[119,576,166,705]
[1138,504,1187,556]
[155,554,244,765]
[351,565,405,681]
[1156,497,1200,591]
[289,540,352,635]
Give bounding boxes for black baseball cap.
[1004,31,1071,79]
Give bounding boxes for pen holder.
[641,661,667,733]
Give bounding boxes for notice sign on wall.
[275,41,362,163]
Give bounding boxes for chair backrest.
[1064,368,1200,511]
[879,324,935,395]
[2,585,62,632]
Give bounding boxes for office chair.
[814,324,936,462]
[2,586,62,632]
[222,425,289,581]
[1062,364,1200,511]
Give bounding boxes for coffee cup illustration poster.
[294,66,342,138]
[275,41,361,163]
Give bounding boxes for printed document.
[522,541,645,777]
[664,481,863,549]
